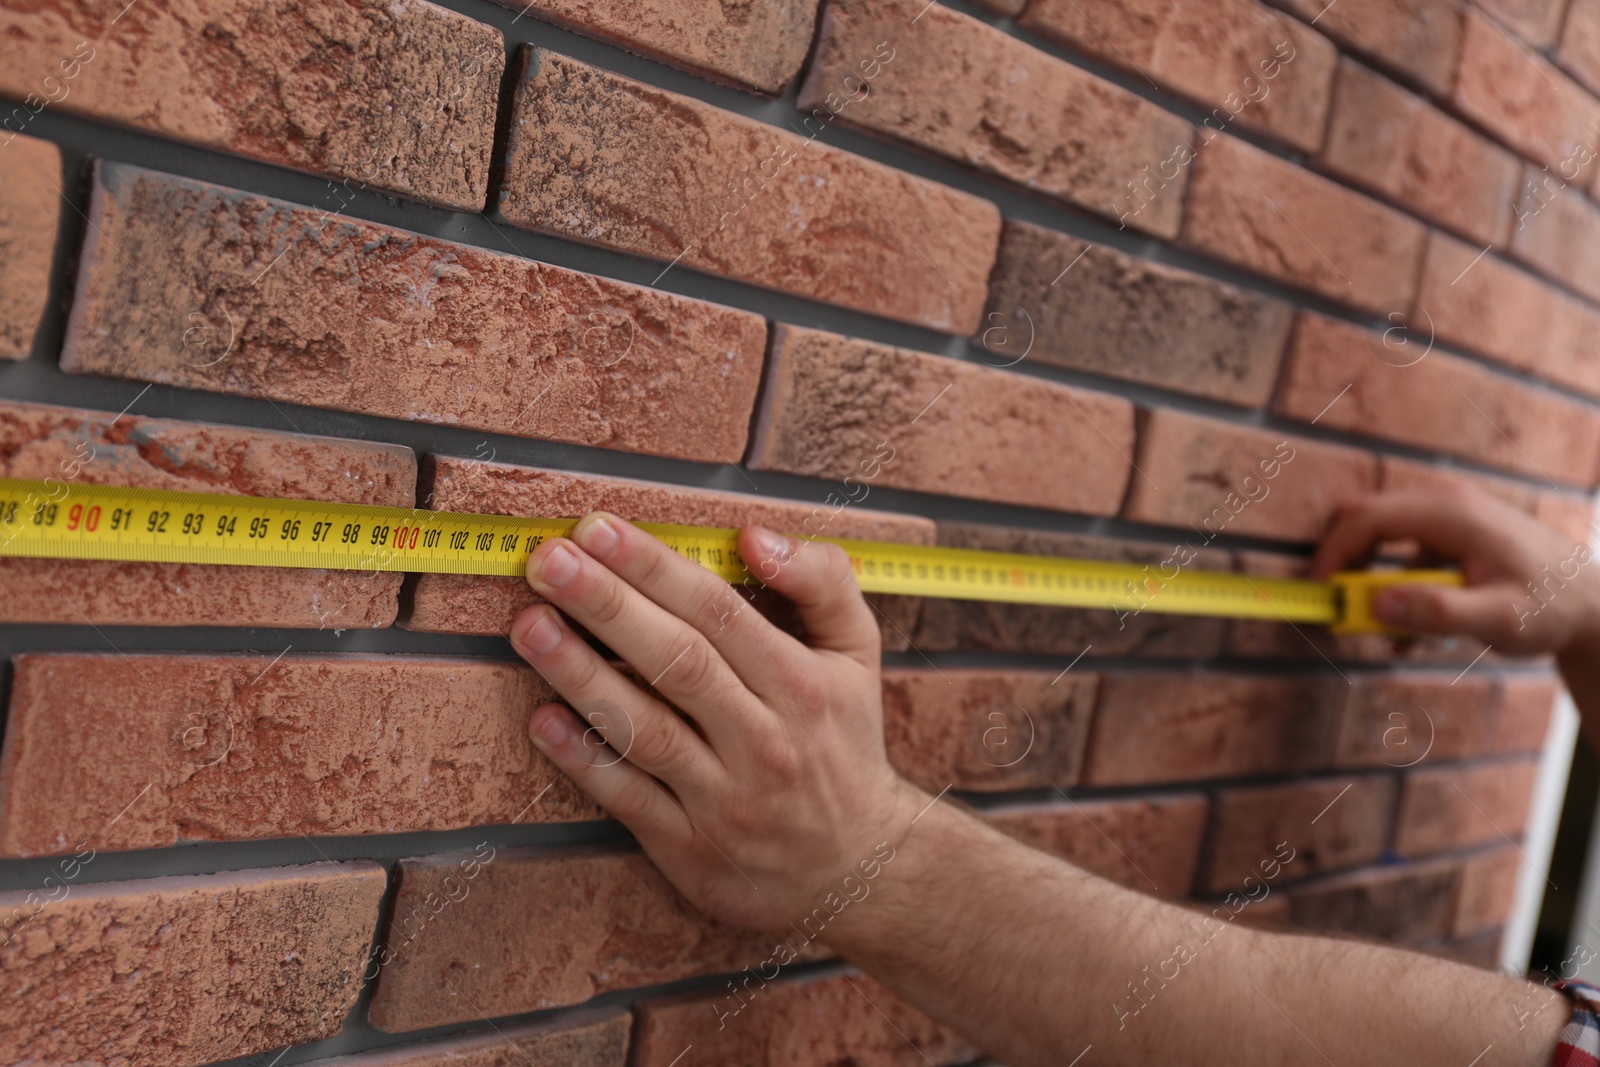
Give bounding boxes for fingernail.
[573,514,619,559]
[529,707,574,750]
[536,543,580,588]
[752,527,793,566]
[515,610,563,654]
[1374,589,1409,625]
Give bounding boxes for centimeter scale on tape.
[0,478,1460,634]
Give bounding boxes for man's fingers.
[1311,491,1492,578]
[567,512,801,697]
[527,702,690,843]
[511,603,720,789]
[525,537,755,740]
[1373,583,1522,644]
[742,527,880,668]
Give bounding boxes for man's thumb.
[1372,584,1515,642]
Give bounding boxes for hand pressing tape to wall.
[0,478,1459,634]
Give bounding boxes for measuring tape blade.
[0,478,1457,631]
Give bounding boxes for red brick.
[981,220,1292,405]
[1558,0,1600,95]
[0,398,412,629]
[0,654,601,857]
[1203,777,1396,893]
[1020,0,1335,153]
[1227,549,1487,663]
[60,162,766,465]
[1179,133,1427,313]
[1394,760,1540,856]
[1455,847,1523,936]
[401,456,934,644]
[1121,408,1379,542]
[368,846,798,1032]
[990,794,1207,897]
[1286,860,1461,943]
[748,325,1134,514]
[803,0,1195,238]
[1494,676,1559,753]
[1453,8,1600,171]
[498,50,999,334]
[1476,0,1571,47]
[912,520,1231,658]
[1268,0,1463,99]
[0,0,501,210]
[880,669,1097,793]
[1379,455,1539,512]
[1274,312,1600,487]
[1318,59,1520,248]
[315,1010,629,1066]
[489,0,816,93]
[631,972,974,1067]
[1536,490,1597,542]
[1082,673,1345,785]
[1414,231,1600,397]
[0,133,59,360]
[1511,164,1600,304]
[0,862,386,1066]
[1333,675,1501,767]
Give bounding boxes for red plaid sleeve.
[1553,980,1600,1066]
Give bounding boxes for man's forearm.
[822,800,1567,1067]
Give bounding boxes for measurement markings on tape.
[0,478,1459,632]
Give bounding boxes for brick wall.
[0,0,1592,1064]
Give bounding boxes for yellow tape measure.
[0,478,1459,633]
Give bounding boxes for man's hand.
[1313,486,1599,656]
[507,512,926,932]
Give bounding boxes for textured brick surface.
[804,0,1195,238]
[402,456,934,644]
[1454,847,1522,937]
[1202,777,1397,893]
[1511,166,1600,304]
[499,51,1000,334]
[1269,0,1463,98]
[1495,677,1559,754]
[61,163,766,465]
[1378,455,1539,513]
[1275,313,1600,487]
[1180,133,1427,313]
[0,133,59,360]
[880,669,1097,792]
[1476,0,1570,47]
[1083,674,1344,785]
[1394,761,1540,857]
[0,862,386,1067]
[1287,861,1461,943]
[1558,0,1600,95]
[1430,930,1504,968]
[1333,675,1501,767]
[0,399,412,628]
[748,325,1134,514]
[317,1011,630,1066]
[631,973,974,1067]
[912,520,1231,658]
[369,846,794,1032]
[981,220,1292,405]
[0,654,600,857]
[1415,231,1600,396]
[1319,59,1520,247]
[1020,0,1335,152]
[491,0,816,93]
[1121,408,1379,542]
[1453,8,1600,171]
[0,0,502,209]
[990,794,1207,897]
